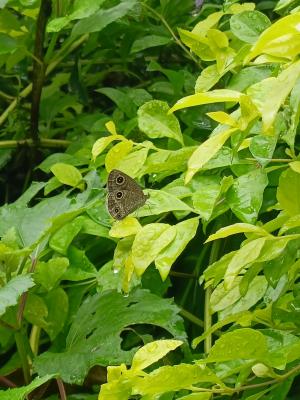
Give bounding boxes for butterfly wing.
[107,169,149,220]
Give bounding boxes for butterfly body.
[107,169,149,220]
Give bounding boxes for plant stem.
[17,256,38,327]
[14,331,31,384]
[142,2,199,65]
[56,378,67,400]
[204,236,221,353]
[30,0,52,145]
[0,34,89,127]
[0,376,17,388]
[180,308,204,327]
[0,138,71,149]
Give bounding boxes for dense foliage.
[0,0,300,399]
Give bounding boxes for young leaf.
[131,339,183,371]
[155,218,199,280]
[277,168,300,216]
[185,128,237,183]
[132,224,177,276]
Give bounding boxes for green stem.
[180,308,204,328]
[0,34,89,127]
[204,235,222,353]
[0,138,70,149]
[180,244,209,308]
[15,331,31,384]
[142,2,199,65]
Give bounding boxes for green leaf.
[0,275,35,317]
[192,176,221,220]
[0,33,17,55]
[230,11,271,44]
[138,189,192,218]
[226,169,268,223]
[35,257,69,291]
[205,328,268,362]
[72,0,138,36]
[224,237,266,289]
[43,288,69,340]
[247,60,300,132]
[96,88,136,118]
[131,339,183,371]
[220,276,268,318]
[277,168,300,216]
[34,289,185,384]
[50,163,83,188]
[249,135,277,167]
[169,89,241,113]
[132,224,177,276]
[178,394,212,400]
[143,147,196,176]
[138,100,183,145]
[47,0,106,32]
[244,12,300,62]
[185,128,237,183]
[131,35,170,53]
[228,65,275,93]
[0,375,55,400]
[92,135,124,160]
[117,148,149,178]
[49,217,84,255]
[155,218,199,280]
[206,223,270,243]
[195,64,225,92]
[38,153,84,173]
[24,288,68,340]
[134,364,223,395]
[105,140,133,172]
[109,217,141,238]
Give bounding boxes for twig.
[0,138,70,149]
[142,3,199,65]
[56,378,67,400]
[30,0,52,145]
[0,34,89,127]
[0,376,17,388]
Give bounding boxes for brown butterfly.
[107,169,149,220]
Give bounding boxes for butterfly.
[106,169,149,220]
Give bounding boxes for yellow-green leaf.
[132,224,176,276]
[169,89,242,114]
[205,223,271,243]
[247,60,300,132]
[105,140,133,172]
[50,163,82,187]
[244,12,300,62]
[109,217,142,238]
[289,161,300,174]
[155,218,199,281]
[131,340,183,371]
[206,111,237,126]
[185,128,238,183]
[224,237,266,289]
[91,135,124,160]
